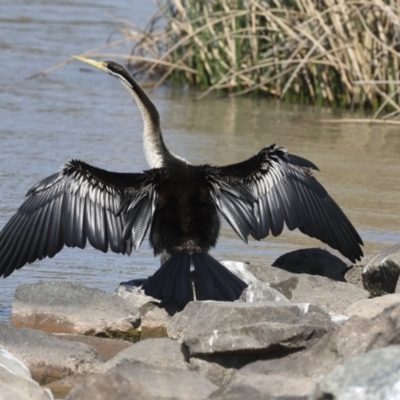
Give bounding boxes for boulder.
[0,346,54,400]
[247,264,369,314]
[190,356,235,387]
[220,371,313,400]
[220,261,260,284]
[0,323,101,384]
[97,338,189,373]
[312,345,400,400]
[238,280,291,304]
[91,360,217,399]
[345,293,400,318]
[169,301,333,355]
[272,248,350,281]
[65,370,155,400]
[12,281,141,341]
[44,374,91,400]
[209,384,269,400]
[362,244,400,296]
[116,279,158,308]
[344,263,364,289]
[56,334,132,361]
[228,303,400,399]
[139,301,179,339]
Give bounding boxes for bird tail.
[143,252,247,306]
[143,252,193,306]
[192,253,248,301]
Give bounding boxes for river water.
[0,0,399,322]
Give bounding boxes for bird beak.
[71,55,107,71]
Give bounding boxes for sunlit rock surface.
[0,345,54,400]
[12,281,141,340]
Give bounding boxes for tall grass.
[40,0,400,117]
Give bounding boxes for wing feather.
[0,160,158,277]
[212,144,363,262]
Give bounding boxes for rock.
[272,248,350,281]
[170,301,333,355]
[229,303,400,399]
[222,371,313,400]
[44,374,90,400]
[12,281,141,341]
[190,356,234,387]
[238,280,291,303]
[139,301,179,339]
[98,338,189,373]
[209,384,268,400]
[247,264,369,314]
[0,323,101,384]
[328,313,350,325]
[220,261,260,284]
[0,346,54,400]
[168,300,203,341]
[189,353,270,388]
[94,360,217,399]
[345,293,400,318]
[56,334,132,361]
[344,263,364,289]
[116,279,159,308]
[65,370,155,400]
[312,345,400,400]
[363,244,400,296]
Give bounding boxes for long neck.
[118,73,171,168]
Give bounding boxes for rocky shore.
[1,245,400,400]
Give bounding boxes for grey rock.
[116,281,159,308]
[12,281,141,340]
[97,338,189,373]
[248,263,369,314]
[345,293,400,318]
[0,346,54,400]
[0,323,101,384]
[96,360,217,399]
[209,384,268,400]
[273,248,350,281]
[344,263,364,289]
[168,300,204,341]
[190,356,235,387]
[238,280,291,304]
[170,301,332,356]
[231,303,400,399]
[223,371,313,400]
[222,261,292,303]
[65,370,155,400]
[220,261,260,284]
[56,334,132,361]
[363,244,400,296]
[0,344,31,380]
[43,374,92,400]
[312,345,400,400]
[139,301,179,339]
[329,312,350,325]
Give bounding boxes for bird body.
[0,56,363,306]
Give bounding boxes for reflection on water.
[0,0,399,322]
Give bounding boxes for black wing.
[212,144,363,262]
[0,160,158,277]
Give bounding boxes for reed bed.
[111,0,400,116]
[35,0,400,118]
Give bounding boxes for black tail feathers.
[192,253,248,301]
[143,252,248,306]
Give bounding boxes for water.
[0,1,399,322]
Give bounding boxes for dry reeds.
[37,0,400,117]
[116,0,400,115]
